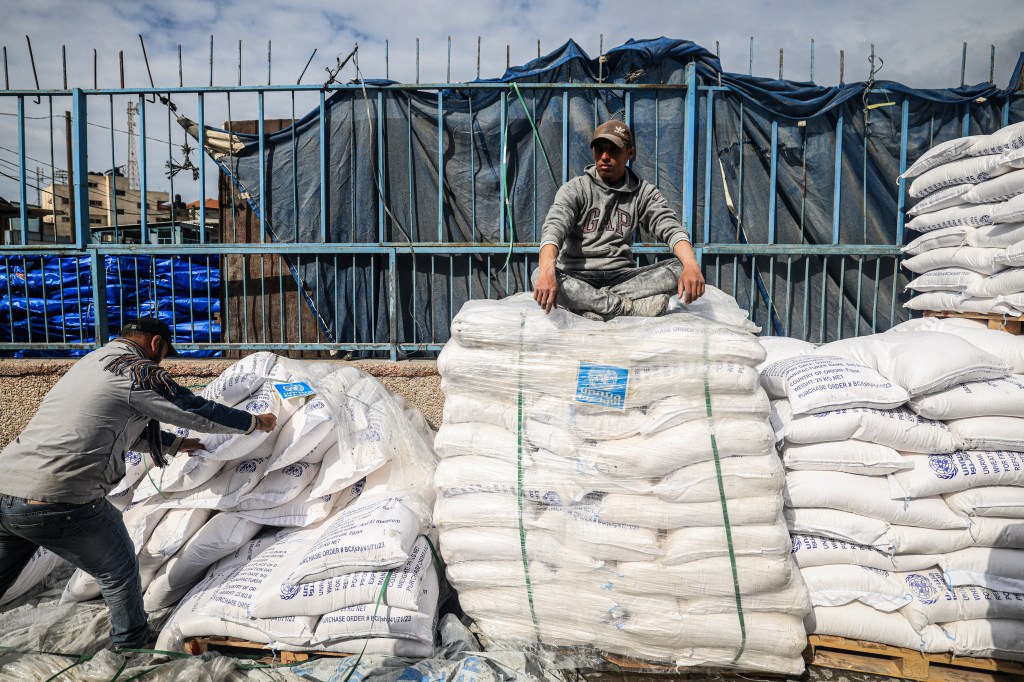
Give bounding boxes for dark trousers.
[0,495,149,648]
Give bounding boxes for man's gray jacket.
[0,338,257,503]
[540,164,690,271]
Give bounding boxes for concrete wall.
[0,358,442,450]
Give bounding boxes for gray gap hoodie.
[540,165,689,271]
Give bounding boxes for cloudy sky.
[1,0,1022,206]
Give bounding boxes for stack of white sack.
[156,489,441,656]
[760,324,1024,661]
[901,121,1024,316]
[433,290,810,675]
[43,351,439,656]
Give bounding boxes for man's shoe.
[579,311,605,322]
[625,293,670,318]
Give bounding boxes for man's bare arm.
[533,243,560,313]
[673,240,706,304]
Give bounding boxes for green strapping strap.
[43,653,93,682]
[702,330,747,664]
[336,567,395,682]
[108,655,129,682]
[499,82,560,271]
[511,82,559,187]
[142,454,170,501]
[515,314,542,644]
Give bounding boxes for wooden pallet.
[807,635,1024,682]
[184,636,348,664]
[923,310,1023,334]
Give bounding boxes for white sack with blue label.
[433,291,808,675]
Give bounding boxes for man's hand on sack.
[180,438,205,455]
[255,413,278,432]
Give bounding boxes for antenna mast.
[126,101,140,190]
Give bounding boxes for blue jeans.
[0,495,149,649]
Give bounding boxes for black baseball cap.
[120,317,178,356]
[591,120,634,149]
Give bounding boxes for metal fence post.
[71,88,89,249]
[683,62,698,250]
[90,249,109,348]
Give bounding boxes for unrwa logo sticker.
[279,583,300,600]
[575,363,629,410]
[928,454,958,480]
[905,573,938,604]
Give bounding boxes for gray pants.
[531,260,682,318]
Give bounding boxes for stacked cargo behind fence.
[0,254,221,357]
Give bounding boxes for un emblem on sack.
[126,451,142,466]
[236,460,259,473]
[928,454,958,480]
[247,399,271,414]
[905,573,938,605]
[279,583,300,600]
[791,537,801,553]
[282,464,304,477]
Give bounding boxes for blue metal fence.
[1,49,1021,358]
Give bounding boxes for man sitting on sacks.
[0,317,277,652]
[532,119,706,319]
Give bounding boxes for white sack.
[968,122,1024,157]
[888,316,1024,373]
[311,601,436,648]
[910,376,1024,420]
[816,331,1010,396]
[944,619,1024,661]
[941,547,1024,593]
[662,521,792,565]
[252,536,438,618]
[901,137,984,179]
[944,487,1024,518]
[891,451,1024,498]
[966,269,1024,297]
[906,202,996,232]
[144,512,263,611]
[906,268,985,293]
[902,247,1006,275]
[964,171,1024,204]
[993,195,1024,224]
[654,453,785,503]
[967,223,1024,248]
[994,239,1024,267]
[804,604,948,652]
[907,185,974,217]
[234,478,362,528]
[904,292,1018,316]
[897,568,1024,631]
[285,496,422,585]
[773,400,957,453]
[756,336,816,371]
[948,416,1024,451]
[235,459,321,511]
[199,351,277,405]
[801,565,910,612]
[790,534,940,572]
[782,441,912,475]
[266,397,337,473]
[0,549,65,606]
[784,470,968,529]
[137,508,211,588]
[760,355,908,414]
[908,154,1010,199]
[437,527,602,569]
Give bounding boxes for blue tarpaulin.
[210,37,1024,347]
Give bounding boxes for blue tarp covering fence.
[211,37,1024,348]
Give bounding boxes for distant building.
[0,195,55,244]
[40,170,170,239]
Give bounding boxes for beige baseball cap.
[590,120,634,149]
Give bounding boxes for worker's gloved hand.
[255,413,277,433]
[180,438,205,455]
